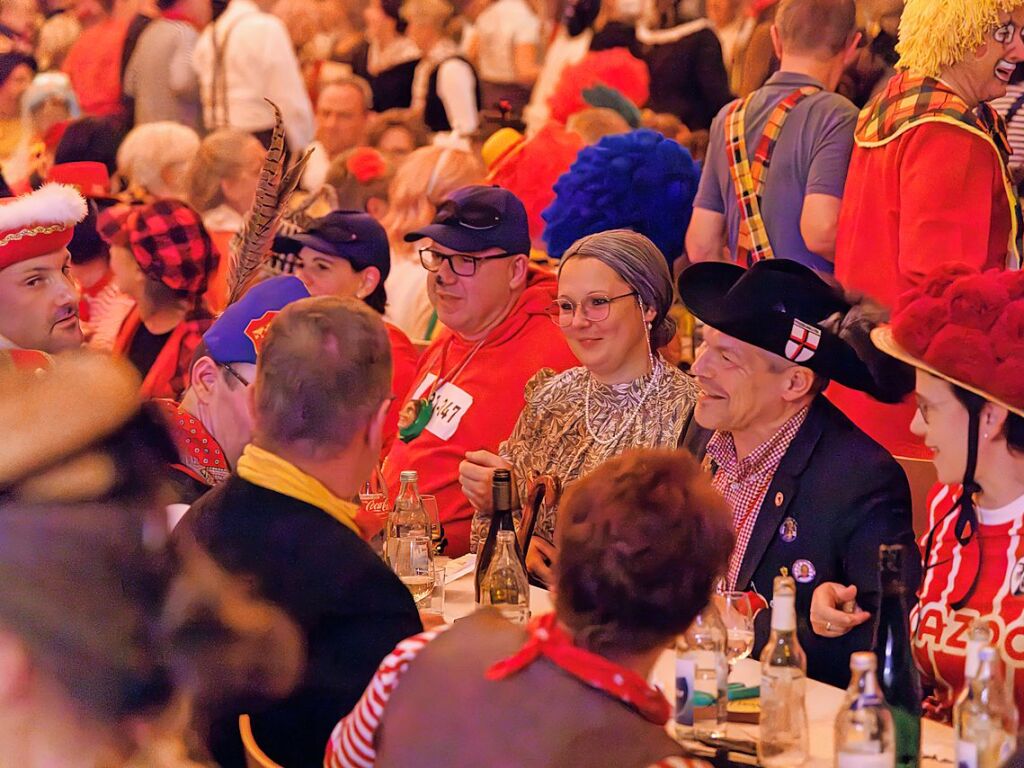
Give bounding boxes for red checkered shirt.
[706,407,809,589]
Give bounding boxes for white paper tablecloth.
[442,558,954,766]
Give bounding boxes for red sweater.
[382,321,419,459]
[383,267,578,556]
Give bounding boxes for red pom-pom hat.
[0,184,87,272]
[547,47,650,125]
[872,265,1024,417]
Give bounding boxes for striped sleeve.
[647,758,714,768]
[324,626,449,768]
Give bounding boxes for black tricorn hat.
[678,259,882,394]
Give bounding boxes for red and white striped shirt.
[706,407,809,589]
[912,484,1024,717]
[324,626,711,768]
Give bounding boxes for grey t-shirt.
[123,18,201,131]
[693,71,858,273]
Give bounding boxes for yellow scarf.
[236,444,361,535]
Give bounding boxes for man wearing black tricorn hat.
[678,258,920,689]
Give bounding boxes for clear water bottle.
[480,530,530,624]
[835,652,895,767]
[758,568,808,767]
[675,605,729,739]
[386,470,430,565]
[960,621,995,690]
[955,646,1018,768]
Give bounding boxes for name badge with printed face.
[409,373,474,442]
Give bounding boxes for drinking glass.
[718,590,755,671]
[391,535,434,608]
[420,494,445,555]
[423,559,446,616]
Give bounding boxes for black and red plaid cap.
[96,204,134,247]
[100,200,218,298]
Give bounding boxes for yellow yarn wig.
[897,0,1021,77]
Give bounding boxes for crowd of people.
[2,0,1024,764]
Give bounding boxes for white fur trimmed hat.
[0,184,87,271]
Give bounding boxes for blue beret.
[202,276,309,364]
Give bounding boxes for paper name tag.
[410,373,474,441]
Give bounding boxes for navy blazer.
[176,475,423,767]
[683,395,920,689]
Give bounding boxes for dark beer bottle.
[474,469,522,602]
[872,544,922,768]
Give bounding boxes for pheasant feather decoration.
[226,100,313,304]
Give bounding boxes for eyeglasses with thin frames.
[418,247,515,277]
[220,363,251,387]
[545,291,639,327]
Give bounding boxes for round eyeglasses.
[545,292,638,327]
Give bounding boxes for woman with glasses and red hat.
[460,229,698,587]
[99,199,218,400]
[810,263,1024,720]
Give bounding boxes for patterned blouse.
[470,361,699,549]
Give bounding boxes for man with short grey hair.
[176,296,422,767]
[302,76,373,189]
[686,0,861,271]
[678,258,917,690]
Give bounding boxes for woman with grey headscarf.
[459,229,698,586]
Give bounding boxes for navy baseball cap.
[278,210,391,281]
[404,185,531,256]
[202,276,309,365]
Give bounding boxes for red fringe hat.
[871,263,1024,416]
[0,184,87,272]
[547,47,650,126]
[486,123,584,247]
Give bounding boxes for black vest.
[425,55,482,133]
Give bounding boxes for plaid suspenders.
[725,86,821,265]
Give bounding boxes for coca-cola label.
[361,494,390,519]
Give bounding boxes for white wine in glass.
[718,590,755,668]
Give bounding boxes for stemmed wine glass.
[717,589,755,673]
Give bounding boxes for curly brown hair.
[554,449,734,656]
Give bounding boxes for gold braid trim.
[0,223,68,248]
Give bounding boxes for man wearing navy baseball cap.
[383,185,577,556]
[155,275,310,508]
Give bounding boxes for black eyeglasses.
[434,199,503,230]
[545,292,638,327]
[220,363,251,387]
[419,247,515,277]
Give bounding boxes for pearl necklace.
[583,359,663,446]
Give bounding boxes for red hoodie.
[383,267,578,556]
